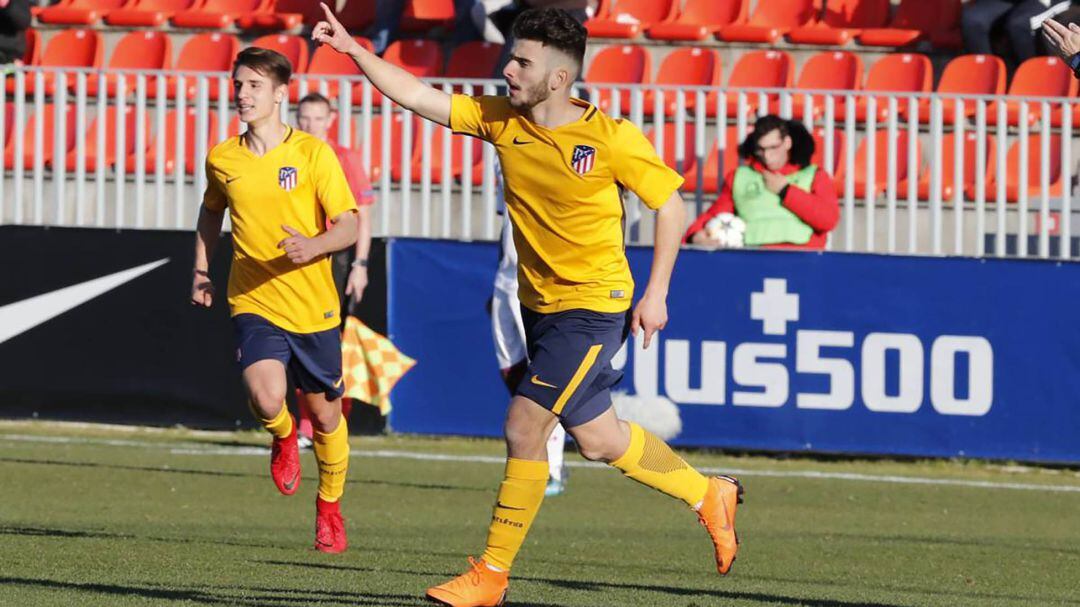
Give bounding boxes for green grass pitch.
[2,421,1079,606]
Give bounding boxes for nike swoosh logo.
[226,176,240,184]
[333,377,345,389]
[531,375,558,389]
[0,259,170,345]
[512,136,533,145]
[496,501,526,511]
[284,471,299,491]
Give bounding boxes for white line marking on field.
[4,433,1080,495]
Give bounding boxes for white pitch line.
[4,433,1080,495]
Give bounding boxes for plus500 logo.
[613,331,993,416]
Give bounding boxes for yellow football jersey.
[451,95,683,314]
[203,127,357,333]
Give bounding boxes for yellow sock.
[313,416,349,502]
[610,422,709,508]
[481,458,548,571]
[254,402,293,440]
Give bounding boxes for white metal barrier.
[1,66,1077,260]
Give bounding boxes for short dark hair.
[738,114,815,168]
[298,92,333,111]
[233,47,292,86]
[511,8,587,72]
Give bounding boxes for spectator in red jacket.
[684,115,839,250]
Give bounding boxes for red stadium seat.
[384,39,443,77]
[648,121,698,176]
[89,31,172,97]
[647,0,746,42]
[854,53,932,123]
[986,135,1065,203]
[930,54,1006,124]
[4,28,40,93]
[170,33,241,101]
[777,51,862,120]
[644,47,721,117]
[21,29,103,96]
[235,0,318,31]
[991,57,1078,127]
[584,44,650,113]
[368,113,418,183]
[60,105,149,172]
[250,34,310,74]
[909,132,997,201]
[719,0,816,44]
[585,0,677,39]
[857,0,962,49]
[3,103,76,169]
[725,50,793,117]
[406,124,484,183]
[400,0,454,33]
[38,0,130,25]
[1,103,13,149]
[837,129,922,199]
[135,108,219,175]
[339,0,375,31]
[291,36,373,104]
[106,0,200,27]
[811,126,845,176]
[787,0,889,45]
[682,128,740,194]
[172,0,266,29]
[22,28,40,65]
[445,41,503,80]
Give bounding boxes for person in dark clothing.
[962,0,1071,64]
[1043,15,1080,76]
[0,0,31,65]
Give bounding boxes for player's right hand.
[312,3,357,55]
[191,271,215,308]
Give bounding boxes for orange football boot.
[426,557,509,607]
[697,475,744,575]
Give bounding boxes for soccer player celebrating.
[190,47,359,554]
[314,4,744,605]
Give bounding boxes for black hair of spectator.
[738,114,815,168]
[511,8,587,72]
[298,92,333,110]
[233,47,292,87]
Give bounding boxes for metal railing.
[2,66,1077,260]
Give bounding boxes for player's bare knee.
[504,418,546,455]
[310,407,341,433]
[249,390,286,418]
[575,440,618,463]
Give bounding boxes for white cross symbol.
[751,278,800,336]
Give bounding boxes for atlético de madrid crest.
[571,145,596,175]
[279,166,298,191]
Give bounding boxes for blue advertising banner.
[388,238,1080,463]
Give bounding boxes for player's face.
[503,39,554,110]
[233,65,285,125]
[297,101,335,141]
[755,129,792,172]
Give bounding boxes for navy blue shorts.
[514,307,630,428]
[232,313,345,400]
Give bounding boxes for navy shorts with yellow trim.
[232,313,345,400]
[515,307,630,428]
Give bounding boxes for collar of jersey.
[238,125,293,159]
[521,98,594,133]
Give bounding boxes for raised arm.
[312,3,451,126]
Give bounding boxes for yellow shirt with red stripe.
[450,95,683,314]
[203,127,357,333]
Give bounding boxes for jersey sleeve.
[610,120,685,210]
[202,156,227,212]
[313,143,358,221]
[450,94,510,143]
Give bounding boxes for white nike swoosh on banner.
[0,258,170,345]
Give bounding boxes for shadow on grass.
[766,528,1080,557]
[0,576,424,606]
[256,558,902,607]
[0,524,288,550]
[0,456,488,492]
